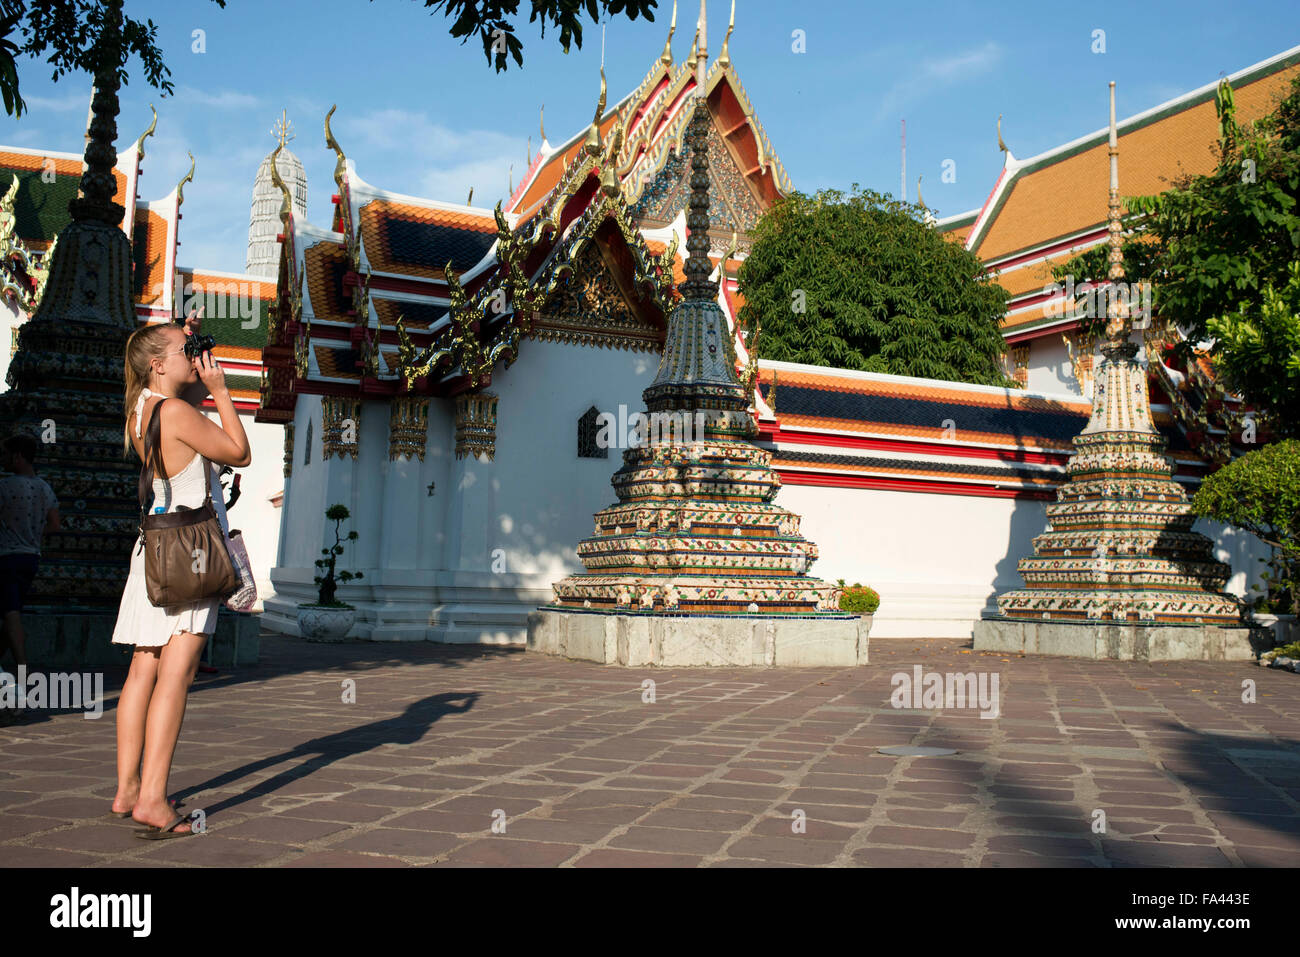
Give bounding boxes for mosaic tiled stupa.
[0,1,143,607]
[976,83,1248,659]
[548,100,842,617]
[529,28,864,665]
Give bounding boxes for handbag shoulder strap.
[137,398,169,525]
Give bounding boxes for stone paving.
[2,635,1298,867]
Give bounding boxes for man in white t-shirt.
[0,433,61,678]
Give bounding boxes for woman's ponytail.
[123,324,172,455]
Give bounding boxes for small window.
[303,418,313,465]
[578,406,607,459]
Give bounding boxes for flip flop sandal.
[135,813,195,840]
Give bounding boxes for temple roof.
[755,359,1211,499]
[956,43,1300,341]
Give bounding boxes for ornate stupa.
[247,111,307,277]
[981,83,1243,643]
[0,0,143,606]
[549,97,840,616]
[530,13,861,665]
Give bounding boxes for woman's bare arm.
[165,352,251,467]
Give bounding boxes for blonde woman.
[109,318,250,839]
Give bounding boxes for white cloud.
[876,41,1003,122]
[174,86,262,112]
[22,91,90,113]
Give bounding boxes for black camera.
[183,333,216,358]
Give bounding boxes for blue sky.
[2,0,1296,274]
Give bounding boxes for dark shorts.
[0,554,39,614]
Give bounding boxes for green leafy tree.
[0,0,657,118]
[738,186,1013,386]
[1207,262,1300,438]
[418,0,659,72]
[1192,439,1300,615]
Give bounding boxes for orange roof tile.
[976,62,1300,262]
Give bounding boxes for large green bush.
[1192,440,1300,614]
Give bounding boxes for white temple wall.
[1025,335,1083,395]
[0,298,22,391]
[483,339,660,580]
[775,483,1050,638]
[219,416,284,607]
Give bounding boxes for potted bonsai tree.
[297,503,365,641]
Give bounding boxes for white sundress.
[111,389,231,646]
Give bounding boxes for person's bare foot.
[111,783,140,815]
[132,799,192,833]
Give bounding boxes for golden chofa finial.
[269,143,292,225]
[997,114,1008,153]
[916,175,926,210]
[467,187,474,206]
[661,0,677,66]
[133,104,157,161]
[175,151,195,209]
[272,108,294,148]
[324,104,347,190]
[583,66,607,155]
[539,103,546,142]
[687,25,699,73]
[717,0,735,70]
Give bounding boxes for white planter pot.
[298,605,356,642]
[1252,613,1296,648]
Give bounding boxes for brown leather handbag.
[136,399,239,607]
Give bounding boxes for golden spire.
[583,66,607,155]
[175,151,194,209]
[661,0,677,66]
[717,0,734,70]
[695,0,707,85]
[997,114,1008,153]
[272,109,294,148]
[1105,80,1129,343]
[133,104,157,161]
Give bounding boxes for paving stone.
[4,634,1297,869]
[572,849,704,867]
[442,839,581,867]
[852,847,969,868]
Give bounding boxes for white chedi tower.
[247,111,307,277]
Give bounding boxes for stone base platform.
[973,616,1263,661]
[18,607,261,670]
[527,608,870,667]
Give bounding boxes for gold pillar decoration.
[321,396,361,460]
[283,422,295,477]
[1062,331,1095,394]
[389,396,430,461]
[454,392,498,461]
[1008,344,1030,387]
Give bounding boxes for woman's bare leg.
[113,647,160,813]
[131,631,205,831]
